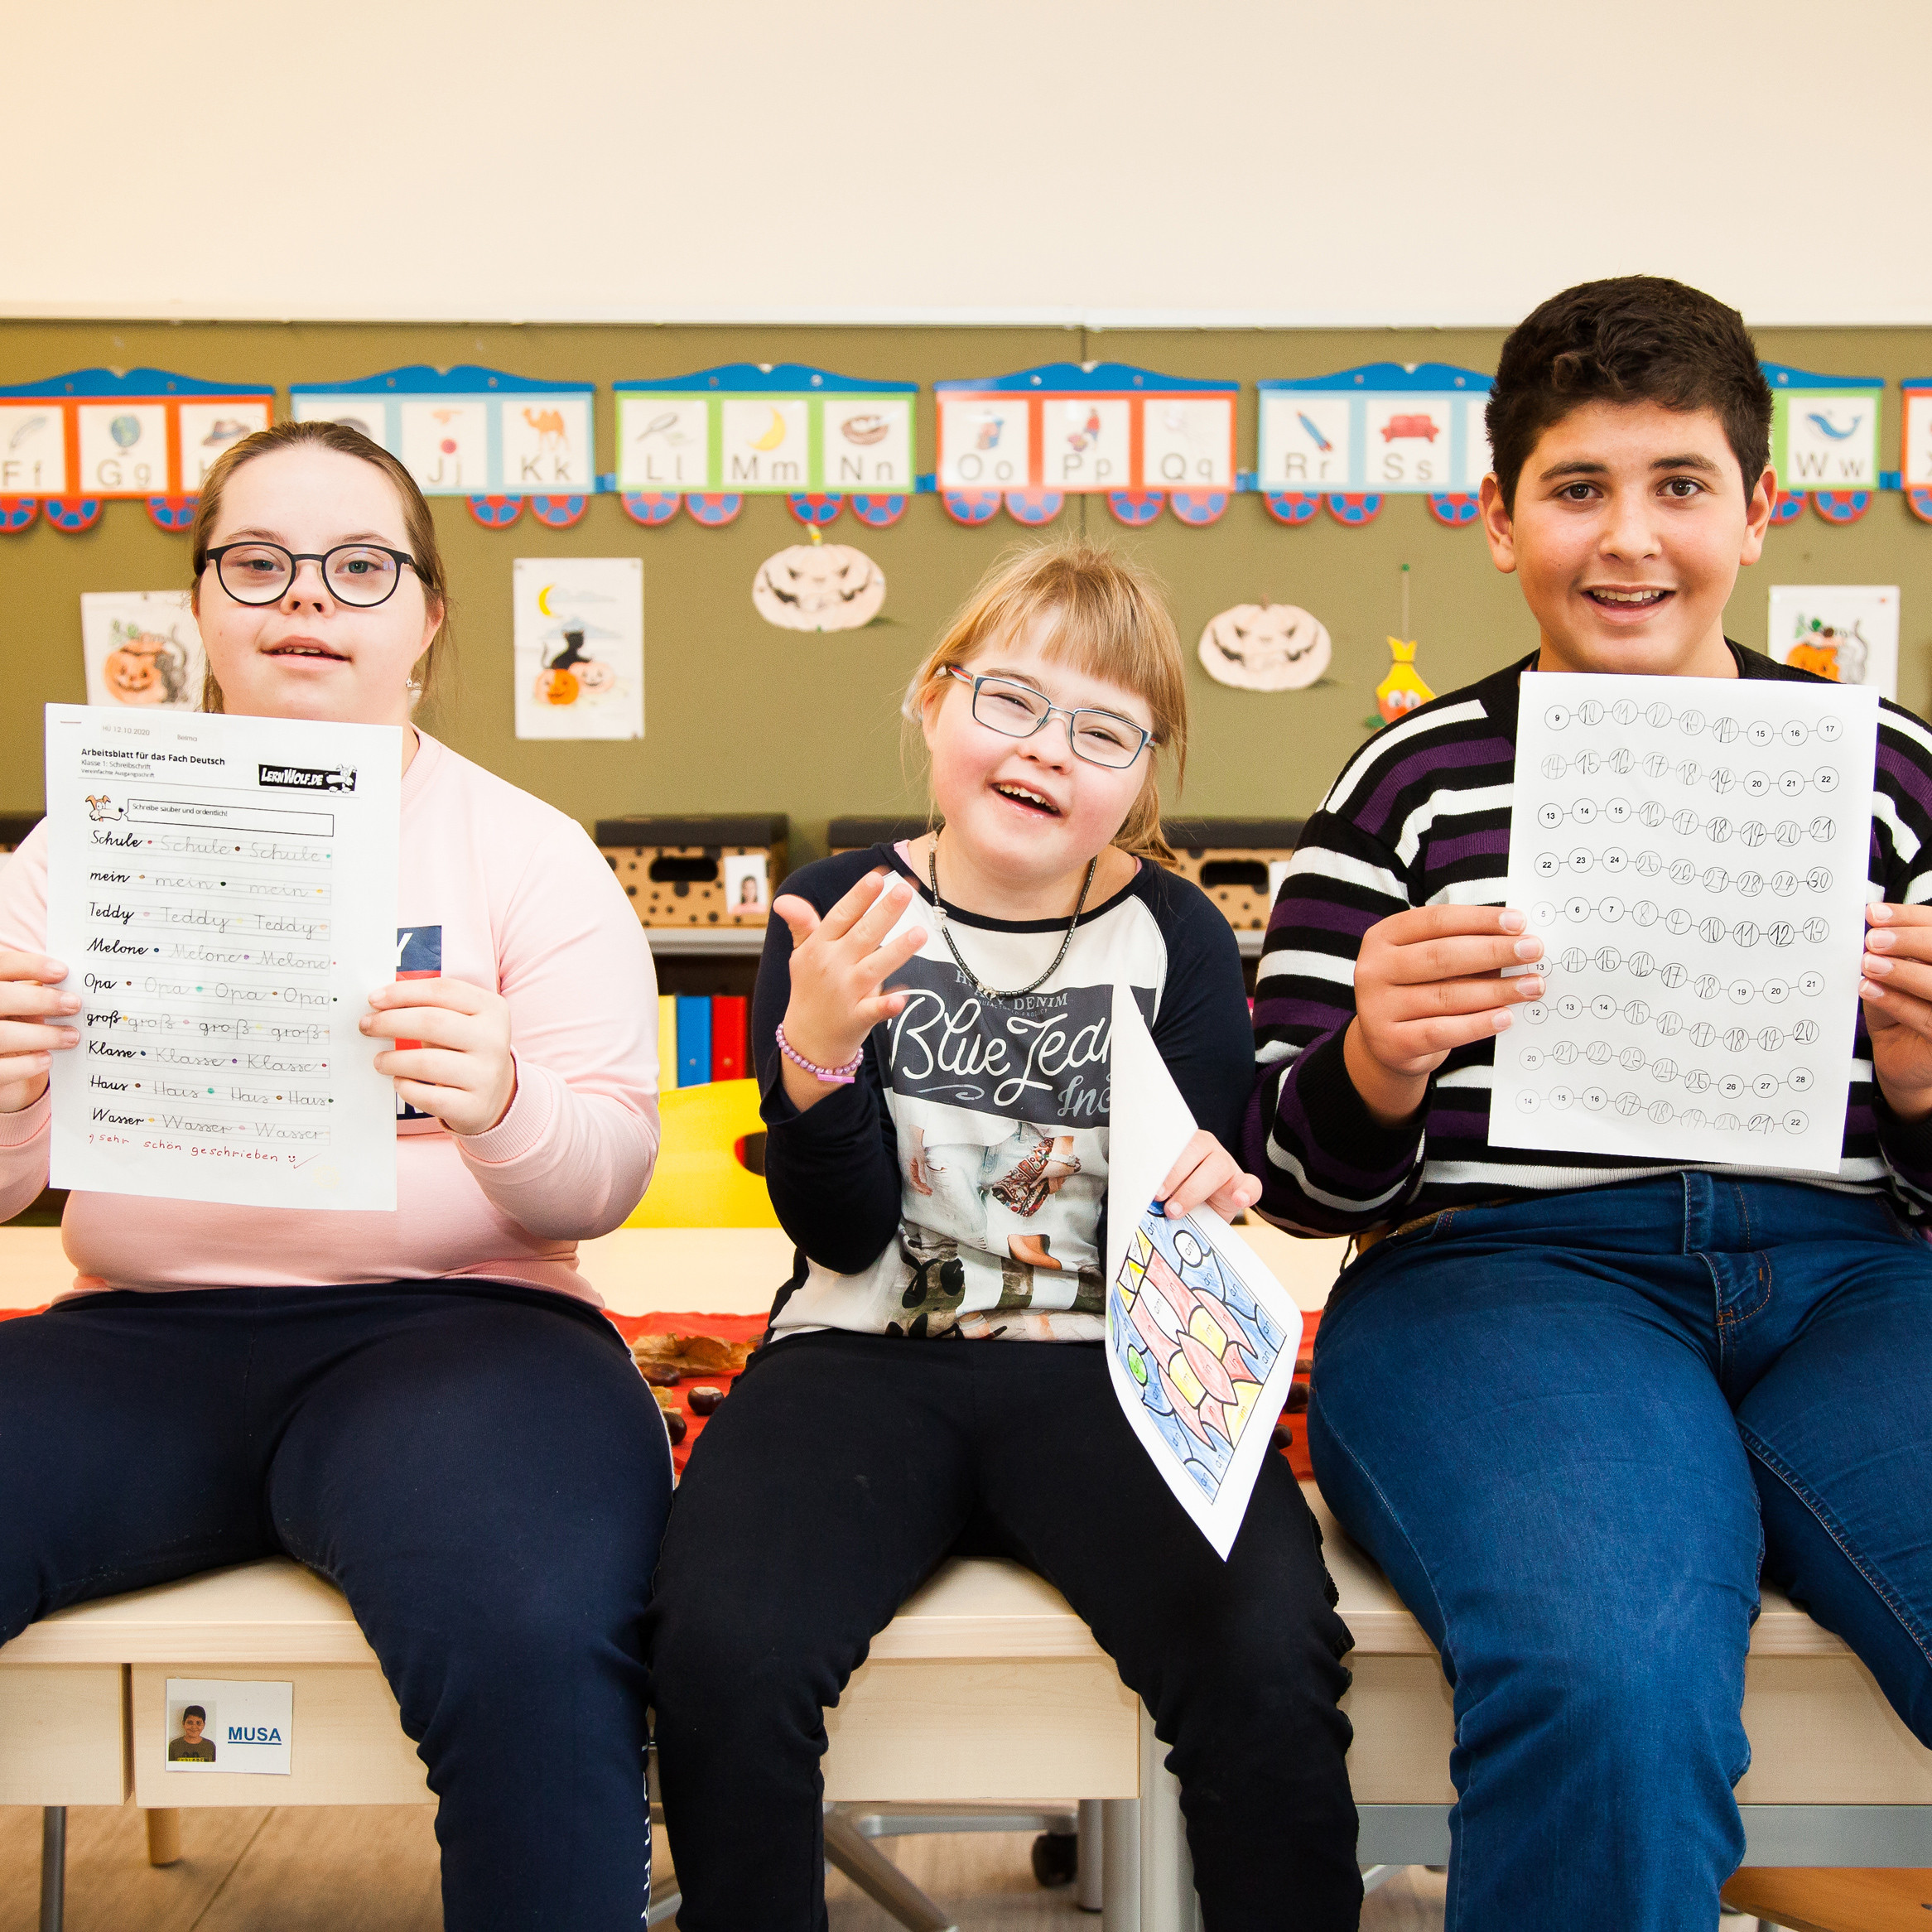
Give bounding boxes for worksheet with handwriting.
[1490,673,1879,1177]
[44,704,400,1210]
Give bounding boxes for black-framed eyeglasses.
[944,665,1154,770]
[201,542,423,609]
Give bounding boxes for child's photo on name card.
[722,852,768,914]
[164,1677,294,1775]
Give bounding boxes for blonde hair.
[903,539,1188,868]
[189,419,451,716]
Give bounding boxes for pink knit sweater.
[0,732,659,1305]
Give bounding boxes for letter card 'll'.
[1490,673,1880,1175]
[43,704,400,1212]
[1104,983,1302,1560]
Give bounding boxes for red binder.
[711,995,748,1082]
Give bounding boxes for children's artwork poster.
[1766,363,1883,494]
[1104,982,1302,1559]
[80,592,205,711]
[290,368,595,497]
[614,364,917,495]
[751,542,886,632]
[1490,672,1880,1177]
[1766,585,1899,700]
[512,558,643,740]
[1256,364,1491,494]
[164,1678,293,1775]
[934,364,1237,494]
[0,370,271,498]
[722,852,768,914]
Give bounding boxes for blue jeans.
[1308,1173,1932,1932]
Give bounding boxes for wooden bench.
[8,1483,1932,1930]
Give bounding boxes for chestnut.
[1270,1419,1295,1454]
[688,1386,726,1415]
[662,1408,687,1446]
[638,1363,682,1388]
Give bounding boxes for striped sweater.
[1245,645,1932,1235]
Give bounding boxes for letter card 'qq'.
[1490,673,1879,1175]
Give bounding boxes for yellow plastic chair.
[624,1078,778,1229]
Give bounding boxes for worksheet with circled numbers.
[43,703,401,1211]
[1489,673,1880,1176]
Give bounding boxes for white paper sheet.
[1105,982,1303,1559]
[1490,673,1879,1175]
[43,704,401,1211]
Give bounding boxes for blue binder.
[676,995,711,1089]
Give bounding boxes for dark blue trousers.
[0,1280,672,1932]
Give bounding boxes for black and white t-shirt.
[754,843,1253,1343]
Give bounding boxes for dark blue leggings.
[0,1280,672,1932]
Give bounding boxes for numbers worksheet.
[1490,674,1880,1176]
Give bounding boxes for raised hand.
[1344,906,1546,1128]
[773,870,927,1112]
[1860,903,1932,1121]
[0,952,79,1115]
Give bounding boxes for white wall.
[7,0,1927,328]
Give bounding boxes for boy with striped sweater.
[1250,277,1932,1930]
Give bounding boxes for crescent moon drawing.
[537,585,556,617]
[751,408,788,453]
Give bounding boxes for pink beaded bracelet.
[775,1024,865,1086]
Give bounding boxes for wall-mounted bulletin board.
[3,320,1929,865]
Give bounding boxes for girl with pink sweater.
[0,422,667,1932]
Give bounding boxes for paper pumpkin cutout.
[144,495,198,533]
[752,543,887,632]
[1169,490,1229,527]
[1427,493,1481,528]
[1107,490,1164,528]
[942,490,1001,526]
[787,493,844,528]
[1770,491,1806,525]
[468,494,526,530]
[847,494,908,528]
[1375,638,1434,723]
[1198,605,1332,691]
[1263,491,1321,527]
[1,498,40,533]
[1810,489,1871,525]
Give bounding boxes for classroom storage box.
[827,817,932,855]
[595,816,788,928]
[1163,818,1305,932]
[0,815,42,857]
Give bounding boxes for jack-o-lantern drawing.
[752,543,887,633]
[532,623,619,707]
[1197,603,1332,691]
[102,621,191,707]
[1785,623,1867,687]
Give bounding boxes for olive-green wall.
[4,321,1929,860]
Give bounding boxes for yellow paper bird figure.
[1375,638,1433,724]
